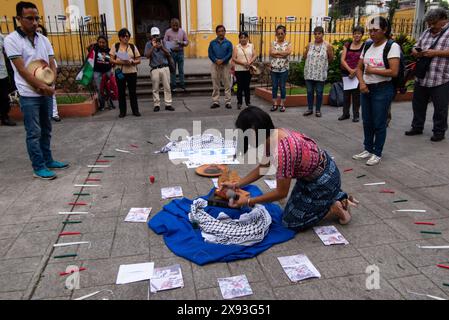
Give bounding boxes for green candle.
[63,221,82,224]
[54,254,77,259]
[420,231,442,235]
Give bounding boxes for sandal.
[270,105,279,112]
[280,105,286,112]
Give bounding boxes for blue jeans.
[305,80,325,112]
[93,71,112,108]
[361,82,395,157]
[19,96,54,171]
[170,51,185,89]
[271,71,288,100]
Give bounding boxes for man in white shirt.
[0,33,16,126]
[4,1,68,180]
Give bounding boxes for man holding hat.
[4,1,69,180]
[145,27,174,112]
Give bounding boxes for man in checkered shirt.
[405,8,449,142]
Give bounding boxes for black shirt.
[93,46,112,73]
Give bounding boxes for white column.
[67,0,86,30]
[43,0,64,31]
[125,0,134,37]
[240,0,258,18]
[180,0,187,31]
[197,0,212,32]
[186,0,191,33]
[223,0,238,33]
[98,0,116,31]
[311,0,327,18]
[119,0,126,30]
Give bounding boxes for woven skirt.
[282,151,347,232]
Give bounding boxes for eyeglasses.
[22,16,40,22]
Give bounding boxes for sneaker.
[154,106,160,112]
[46,161,70,170]
[133,111,142,117]
[303,110,313,117]
[33,168,57,180]
[366,154,382,166]
[119,113,126,118]
[165,105,175,111]
[225,103,232,109]
[352,117,360,123]
[352,150,372,160]
[237,104,242,110]
[211,103,220,109]
[52,116,61,122]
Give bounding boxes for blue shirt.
[144,41,169,68]
[208,38,233,64]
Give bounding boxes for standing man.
[208,25,233,109]
[405,8,449,142]
[0,33,16,126]
[145,27,174,112]
[164,18,189,92]
[5,1,69,180]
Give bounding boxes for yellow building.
[0,0,329,59]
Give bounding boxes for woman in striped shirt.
[223,107,357,231]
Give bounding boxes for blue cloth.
[208,38,233,64]
[271,70,289,100]
[283,152,347,232]
[306,80,325,111]
[148,185,295,266]
[19,96,54,171]
[361,82,395,157]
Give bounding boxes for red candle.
[149,176,155,184]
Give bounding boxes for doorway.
[133,0,180,54]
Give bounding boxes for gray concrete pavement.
[1,94,449,300]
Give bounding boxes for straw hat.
[27,60,55,85]
[195,164,229,177]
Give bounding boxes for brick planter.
[9,97,97,121]
[255,87,413,107]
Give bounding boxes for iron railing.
[0,14,108,66]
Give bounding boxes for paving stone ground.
[1,94,449,300]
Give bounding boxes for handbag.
[240,45,261,75]
[115,67,125,81]
[415,26,449,79]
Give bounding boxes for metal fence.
[240,14,426,62]
[0,14,108,66]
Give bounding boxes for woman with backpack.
[110,28,141,118]
[303,26,334,118]
[339,26,365,123]
[91,35,114,111]
[353,17,401,166]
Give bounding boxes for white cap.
[151,27,160,36]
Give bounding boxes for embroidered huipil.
[304,42,329,81]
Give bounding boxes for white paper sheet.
[218,275,253,299]
[149,264,184,293]
[212,178,219,188]
[278,254,321,283]
[116,51,130,61]
[264,179,277,189]
[125,208,152,223]
[342,76,359,91]
[161,186,184,200]
[314,226,349,246]
[116,262,154,285]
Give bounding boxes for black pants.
[117,72,139,115]
[411,81,449,136]
[0,77,11,121]
[235,71,252,106]
[342,88,360,118]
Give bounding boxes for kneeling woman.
[225,107,357,231]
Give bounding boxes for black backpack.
[329,82,344,107]
[363,39,406,95]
